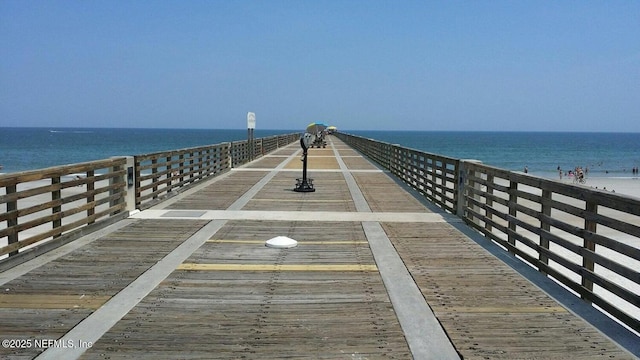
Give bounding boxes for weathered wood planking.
[339,154,380,170]
[0,219,208,359]
[166,171,269,210]
[83,220,412,359]
[384,221,633,359]
[353,172,430,213]
[244,172,357,212]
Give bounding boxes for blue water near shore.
[1,127,639,179]
[349,130,640,179]
[0,127,290,174]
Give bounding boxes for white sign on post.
[247,112,256,129]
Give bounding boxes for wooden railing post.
[109,163,124,213]
[7,184,18,256]
[189,151,195,180]
[582,200,598,301]
[457,160,482,220]
[179,154,185,184]
[151,158,159,199]
[507,180,518,253]
[539,189,552,274]
[87,170,95,224]
[484,174,494,232]
[52,176,62,238]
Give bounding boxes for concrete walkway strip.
[331,140,371,212]
[133,209,461,223]
[232,168,384,173]
[330,138,460,359]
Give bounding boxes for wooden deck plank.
[354,172,431,212]
[383,221,633,359]
[166,171,268,210]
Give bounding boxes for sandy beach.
[559,176,640,200]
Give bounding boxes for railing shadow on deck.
[336,131,640,336]
[0,132,300,270]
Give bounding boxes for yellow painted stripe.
[438,306,567,313]
[177,263,378,272]
[249,199,352,203]
[207,240,368,245]
[0,294,110,310]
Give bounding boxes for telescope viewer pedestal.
[294,151,315,192]
[294,177,315,192]
[294,133,316,192]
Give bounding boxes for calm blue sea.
[1,127,639,179]
[349,130,640,179]
[0,128,291,174]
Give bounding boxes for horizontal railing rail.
[336,131,639,333]
[0,158,129,265]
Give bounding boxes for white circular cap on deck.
[265,236,298,248]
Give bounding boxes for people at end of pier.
[524,166,528,174]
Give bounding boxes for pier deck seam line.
[36,148,302,360]
[330,138,460,359]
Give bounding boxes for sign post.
[247,112,256,161]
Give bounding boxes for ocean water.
[0,127,294,174]
[348,130,640,179]
[1,127,639,179]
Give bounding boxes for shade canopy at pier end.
[306,122,328,135]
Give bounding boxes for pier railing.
[0,132,300,266]
[335,133,459,213]
[336,132,640,333]
[462,162,640,333]
[135,133,300,209]
[134,143,231,209]
[0,158,129,268]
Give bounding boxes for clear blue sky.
[1,1,639,132]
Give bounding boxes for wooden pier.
[0,137,637,359]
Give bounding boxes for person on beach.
[576,167,585,183]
